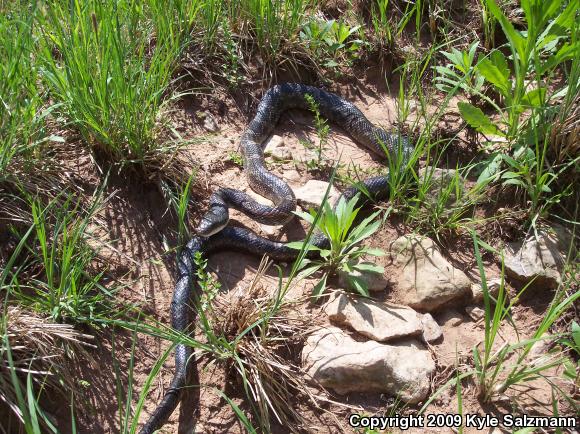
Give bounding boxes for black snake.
[140,83,413,433]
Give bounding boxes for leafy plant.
[290,193,385,297]
[300,19,365,69]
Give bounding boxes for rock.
[198,111,218,132]
[264,135,292,161]
[438,310,463,327]
[390,234,471,311]
[324,293,423,342]
[283,169,302,183]
[470,278,502,302]
[294,180,340,210]
[302,326,435,403]
[528,333,553,360]
[421,313,443,343]
[418,167,465,206]
[504,225,571,289]
[465,305,485,321]
[259,223,284,237]
[264,134,285,151]
[337,268,388,293]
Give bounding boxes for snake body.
[140,83,413,433]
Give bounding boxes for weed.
[290,193,385,297]
[6,190,115,326]
[228,150,244,167]
[300,18,366,70]
[304,93,331,171]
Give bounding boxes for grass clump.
[38,0,192,167]
[0,7,46,182]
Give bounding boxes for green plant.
[38,0,191,166]
[300,18,365,69]
[370,0,393,47]
[437,0,579,225]
[162,171,196,247]
[304,93,331,171]
[0,6,46,181]
[6,191,115,326]
[471,231,579,403]
[228,151,244,167]
[290,193,385,297]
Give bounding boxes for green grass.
[0,6,46,182]
[38,0,192,167]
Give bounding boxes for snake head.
[195,207,229,236]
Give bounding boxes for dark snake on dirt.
[140,83,413,433]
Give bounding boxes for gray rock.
[421,313,443,343]
[465,305,485,321]
[337,268,388,293]
[294,180,340,210]
[470,278,502,303]
[390,234,471,311]
[418,167,465,206]
[302,326,435,403]
[324,293,423,342]
[504,225,571,289]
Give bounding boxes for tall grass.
[0,6,45,181]
[38,0,193,166]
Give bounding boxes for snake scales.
[140,83,413,433]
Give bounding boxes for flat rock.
[302,326,435,403]
[390,234,471,311]
[324,293,422,342]
[294,180,340,210]
[504,225,571,289]
[337,268,388,293]
[421,313,443,343]
[470,278,502,303]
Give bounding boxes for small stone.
[421,313,443,343]
[470,278,502,303]
[302,326,435,403]
[438,310,463,327]
[324,293,423,342]
[504,225,571,289]
[390,234,471,311]
[465,305,485,321]
[528,333,553,360]
[283,169,302,183]
[264,134,285,151]
[259,223,284,237]
[294,180,340,210]
[337,268,388,293]
[200,112,218,132]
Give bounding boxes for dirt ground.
[60,70,577,434]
